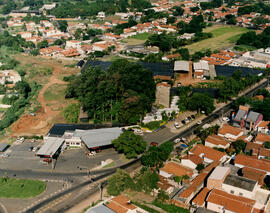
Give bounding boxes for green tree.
[135,168,159,193]
[63,103,80,123]
[156,190,169,202]
[264,141,270,149]
[57,20,68,32]
[196,163,205,172]
[112,131,147,159]
[37,40,48,49]
[107,169,134,196]
[232,140,246,154]
[141,141,173,168]
[188,93,215,114]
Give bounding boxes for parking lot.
[0,141,123,173]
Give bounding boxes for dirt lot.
[10,54,79,136]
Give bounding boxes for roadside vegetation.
[0,176,46,198]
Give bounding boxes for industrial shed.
[74,127,122,150]
[36,137,65,159]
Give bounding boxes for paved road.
[6,78,270,213]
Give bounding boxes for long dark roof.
[81,60,174,77]
[215,65,264,77]
[48,123,122,137]
[223,174,256,192]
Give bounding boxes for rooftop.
[218,124,243,137]
[192,187,210,207]
[223,174,257,192]
[255,133,270,143]
[235,154,270,173]
[182,154,203,165]
[206,189,255,213]
[189,144,226,162]
[36,137,64,157]
[106,195,137,213]
[86,205,115,213]
[205,135,230,147]
[74,127,122,149]
[208,166,230,180]
[241,167,266,186]
[161,162,193,177]
[174,60,189,72]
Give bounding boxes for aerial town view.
[0,0,270,212]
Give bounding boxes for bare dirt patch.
[10,54,79,136]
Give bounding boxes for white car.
[173,138,181,144]
[222,117,230,122]
[174,122,180,129]
[0,153,9,158]
[197,120,202,125]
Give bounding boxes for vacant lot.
[184,25,251,53]
[122,33,151,45]
[0,178,46,198]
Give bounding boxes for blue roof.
[81,60,174,77]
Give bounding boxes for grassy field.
[44,84,67,102]
[0,178,46,198]
[122,33,151,45]
[184,25,251,54]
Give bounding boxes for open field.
[184,25,251,53]
[122,33,151,45]
[0,178,46,198]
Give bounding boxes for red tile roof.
[218,124,243,137]
[255,133,270,143]
[205,135,230,147]
[206,189,255,213]
[235,154,270,173]
[161,162,193,177]
[192,187,210,206]
[107,195,136,213]
[189,144,226,162]
[242,167,266,185]
[182,154,203,165]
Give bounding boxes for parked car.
[174,138,181,144]
[29,113,35,116]
[187,116,192,121]
[180,144,188,148]
[28,146,34,152]
[222,117,230,122]
[174,122,180,129]
[191,115,195,119]
[177,82,181,87]
[181,120,186,125]
[0,153,9,158]
[150,142,158,146]
[181,138,187,142]
[197,120,202,125]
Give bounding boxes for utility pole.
[98,183,103,201]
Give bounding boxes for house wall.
[181,159,197,169]
[207,202,236,213]
[159,170,172,178]
[205,141,229,149]
[222,183,256,199]
[218,132,243,141]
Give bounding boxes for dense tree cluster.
[50,0,151,18]
[141,141,174,168]
[177,86,215,114]
[238,2,270,16]
[177,15,206,34]
[140,9,168,23]
[237,27,270,49]
[200,0,222,10]
[66,59,156,124]
[112,131,147,159]
[218,70,262,101]
[0,31,35,52]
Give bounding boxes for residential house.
[106,195,147,213]
[156,175,174,195]
[234,154,270,175]
[205,135,230,150]
[66,40,81,49]
[218,124,244,141]
[245,111,263,130]
[241,167,266,186]
[189,144,227,164]
[255,133,270,145]
[207,166,231,190]
[258,121,270,134]
[96,11,105,19]
[60,48,80,57]
[232,105,249,128]
[162,53,181,61]
[191,187,211,208]
[103,33,121,41]
[181,154,204,170]
[159,162,193,178]
[17,32,32,39]
[206,188,256,213]
[40,46,63,57]
[92,41,111,52]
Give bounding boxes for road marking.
[36,192,72,213]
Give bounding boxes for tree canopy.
[141,141,173,168]
[66,59,156,124]
[112,131,147,159]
